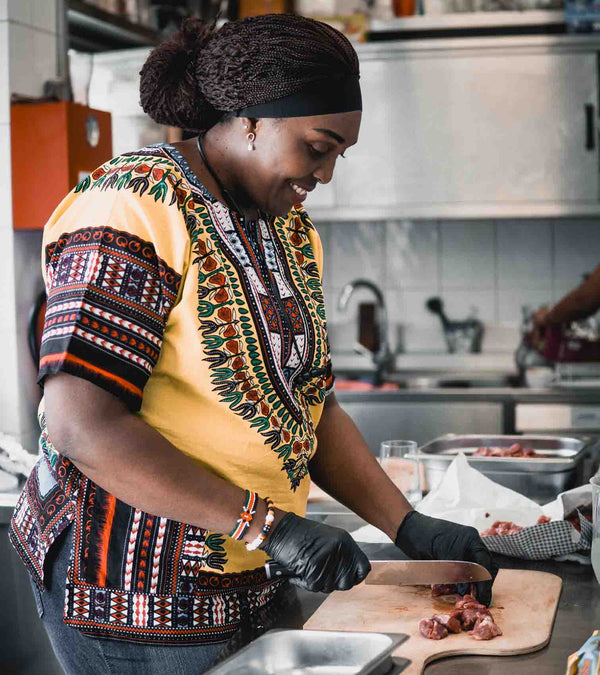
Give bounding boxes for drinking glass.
[379,440,422,505]
[591,473,600,584]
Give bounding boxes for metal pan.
[418,434,592,503]
[205,629,408,675]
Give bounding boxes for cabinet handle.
[585,103,595,151]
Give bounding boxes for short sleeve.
[38,162,190,411]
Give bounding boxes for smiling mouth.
[288,181,313,200]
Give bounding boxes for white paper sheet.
[352,453,586,543]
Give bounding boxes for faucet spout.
[337,279,392,382]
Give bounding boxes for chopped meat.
[537,515,551,525]
[470,615,503,641]
[418,592,501,642]
[419,618,448,640]
[460,607,492,630]
[432,613,461,633]
[481,520,524,536]
[473,444,540,458]
[431,583,458,597]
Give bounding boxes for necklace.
[196,133,251,219]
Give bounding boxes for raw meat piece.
[537,515,551,525]
[473,444,540,458]
[432,613,461,633]
[419,618,448,640]
[431,583,458,597]
[470,615,503,640]
[460,607,491,630]
[453,594,492,631]
[481,520,524,536]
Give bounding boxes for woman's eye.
[308,144,328,158]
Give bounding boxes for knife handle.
[264,560,295,580]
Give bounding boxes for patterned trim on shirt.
[39,226,182,411]
[62,473,282,643]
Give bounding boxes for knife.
[365,560,492,586]
[264,559,491,586]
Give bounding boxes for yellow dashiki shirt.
[9,143,334,644]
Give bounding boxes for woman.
[9,14,497,675]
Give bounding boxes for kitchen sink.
[382,373,519,389]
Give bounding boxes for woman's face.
[241,110,361,217]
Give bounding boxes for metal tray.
[205,629,408,675]
[418,434,591,503]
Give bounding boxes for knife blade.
[365,560,492,586]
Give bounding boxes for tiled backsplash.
[317,218,600,354]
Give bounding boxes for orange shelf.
[11,101,112,230]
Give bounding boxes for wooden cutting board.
[304,568,562,674]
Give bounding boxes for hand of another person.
[532,305,550,350]
[395,511,498,606]
[263,512,371,593]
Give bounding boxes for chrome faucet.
[337,279,392,384]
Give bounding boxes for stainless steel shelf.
[67,0,159,52]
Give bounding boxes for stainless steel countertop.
[293,526,600,674]
[336,386,600,404]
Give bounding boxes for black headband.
[234,76,362,119]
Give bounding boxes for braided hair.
[139,14,359,131]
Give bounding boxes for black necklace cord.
[196,134,250,218]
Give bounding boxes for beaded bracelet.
[245,498,275,551]
[228,490,258,541]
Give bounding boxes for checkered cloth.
[482,510,592,560]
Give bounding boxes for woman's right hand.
[262,512,371,593]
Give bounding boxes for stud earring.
[246,132,256,152]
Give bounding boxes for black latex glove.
[263,512,371,593]
[395,511,498,606]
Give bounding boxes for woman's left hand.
[395,511,498,606]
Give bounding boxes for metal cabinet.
[306,36,600,219]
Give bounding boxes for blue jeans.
[29,527,229,675]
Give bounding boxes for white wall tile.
[498,289,553,325]
[385,219,439,291]
[0,1,7,21]
[440,220,495,289]
[7,0,32,25]
[497,219,552,290]
[9,24,56,98]
[329,221,386,288]
[554,219,600,290]
[484,325,520,352]
[31,0,56,34]
[8,22,34,96]
[32,27,57,91]
[0,21,9,125]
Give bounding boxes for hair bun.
[139,18,220,131]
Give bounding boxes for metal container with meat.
[418,434,592,503]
